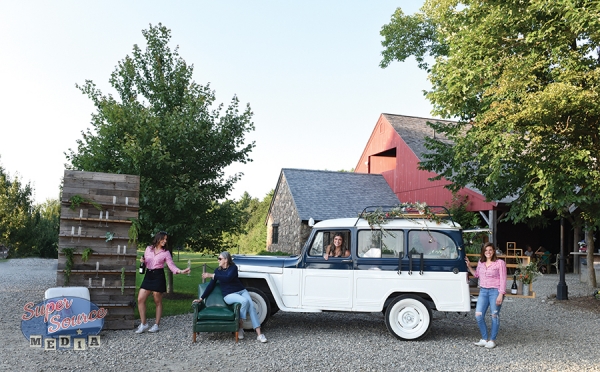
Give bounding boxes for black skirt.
[141,269,167,293]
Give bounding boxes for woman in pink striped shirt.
[465,242,506,349]
[135,231,190,334]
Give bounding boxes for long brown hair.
[327,233,345,256]
[479,242,498,262]
[152,231,169,252]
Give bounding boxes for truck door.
[301,230,353,310]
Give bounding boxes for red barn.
[354,113,500,210]
[354,113,565,254]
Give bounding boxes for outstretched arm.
[164,250,190,274]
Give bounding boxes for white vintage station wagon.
[234,208,471,340]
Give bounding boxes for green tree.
[66,24,255,290]
[238,191,273,254]
[0,161,35,257]
[190,198,249,254]
[446,194,481,231]
[381,1,600,286]
[31,199,60,258]
[446,193,485,255]
[222,191,273,254]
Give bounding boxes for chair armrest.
[192,301,207,319]
[231,302,242,322]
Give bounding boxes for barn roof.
[382,113,454,161]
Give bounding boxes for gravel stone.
[1,258,599,371]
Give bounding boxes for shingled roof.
[382,113,455,161]
[277,168,400,221]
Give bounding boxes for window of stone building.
[272,224,279,244]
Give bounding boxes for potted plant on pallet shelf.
[516,260,542,296]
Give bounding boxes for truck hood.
[233,254,300,273]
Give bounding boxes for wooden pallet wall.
[58,170,140,330]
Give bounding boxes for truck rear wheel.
[242,287,271,330]
[385,294,432,340]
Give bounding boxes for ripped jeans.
[475,287,502,341]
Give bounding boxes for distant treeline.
[0,163,59,258]
[0,162,273,259]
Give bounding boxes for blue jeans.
[475,287,502,341]
[224,289,260,329]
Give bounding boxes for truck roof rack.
[356,204,456,227]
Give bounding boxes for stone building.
[266,168,399,254]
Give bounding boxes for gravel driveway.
[1,258,599,372]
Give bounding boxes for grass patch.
[134,250,288,319]
[134,251,219,319]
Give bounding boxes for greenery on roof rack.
[360,203,449,228]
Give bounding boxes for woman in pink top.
[135,231,190,334]
[465,242,506,349]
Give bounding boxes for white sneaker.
[485,340,496,349]
[148,324,160,333]
[135,323,149,334]
[257,334,267,343]
[238,328,244,340]
[474,339,487,347]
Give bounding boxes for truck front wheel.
[385,294,432,340]
[242,287,271,330]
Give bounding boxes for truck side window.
[408,231,458,259]
[308,230,351,257]
[358,230,404,258]
[309,232,324,256]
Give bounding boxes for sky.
[0,1,431,204]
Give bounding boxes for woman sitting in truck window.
[324,233,350,260]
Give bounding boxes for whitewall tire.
[242,287,271,330]
[385,295,432,340]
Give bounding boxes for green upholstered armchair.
[192,282,241,342]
